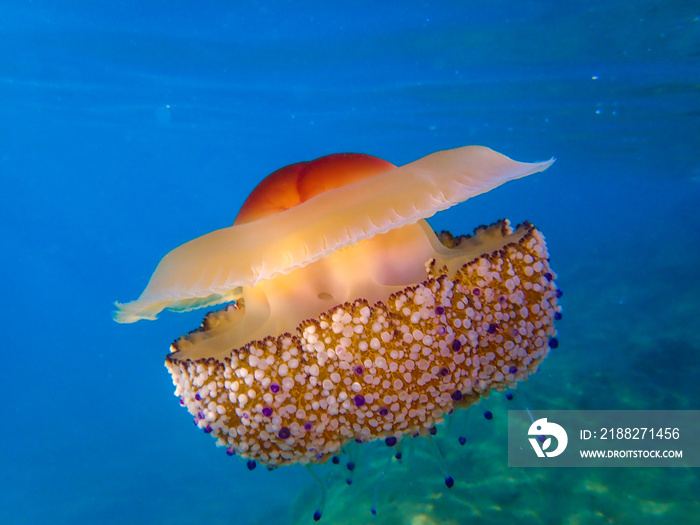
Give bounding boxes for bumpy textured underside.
[166,220,560,467]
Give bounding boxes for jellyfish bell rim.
[114,146,554,324]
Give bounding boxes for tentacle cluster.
[166,220,561,467]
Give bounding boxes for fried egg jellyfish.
[115,146,561,517]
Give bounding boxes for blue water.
[2,1,699,524]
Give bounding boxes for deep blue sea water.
[2,1,699,524]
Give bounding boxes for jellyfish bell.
[114,145,560,467]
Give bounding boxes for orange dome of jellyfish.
[115,145,560,471]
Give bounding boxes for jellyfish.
[115,145,560,469]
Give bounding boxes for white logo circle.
[528,418,568,457]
